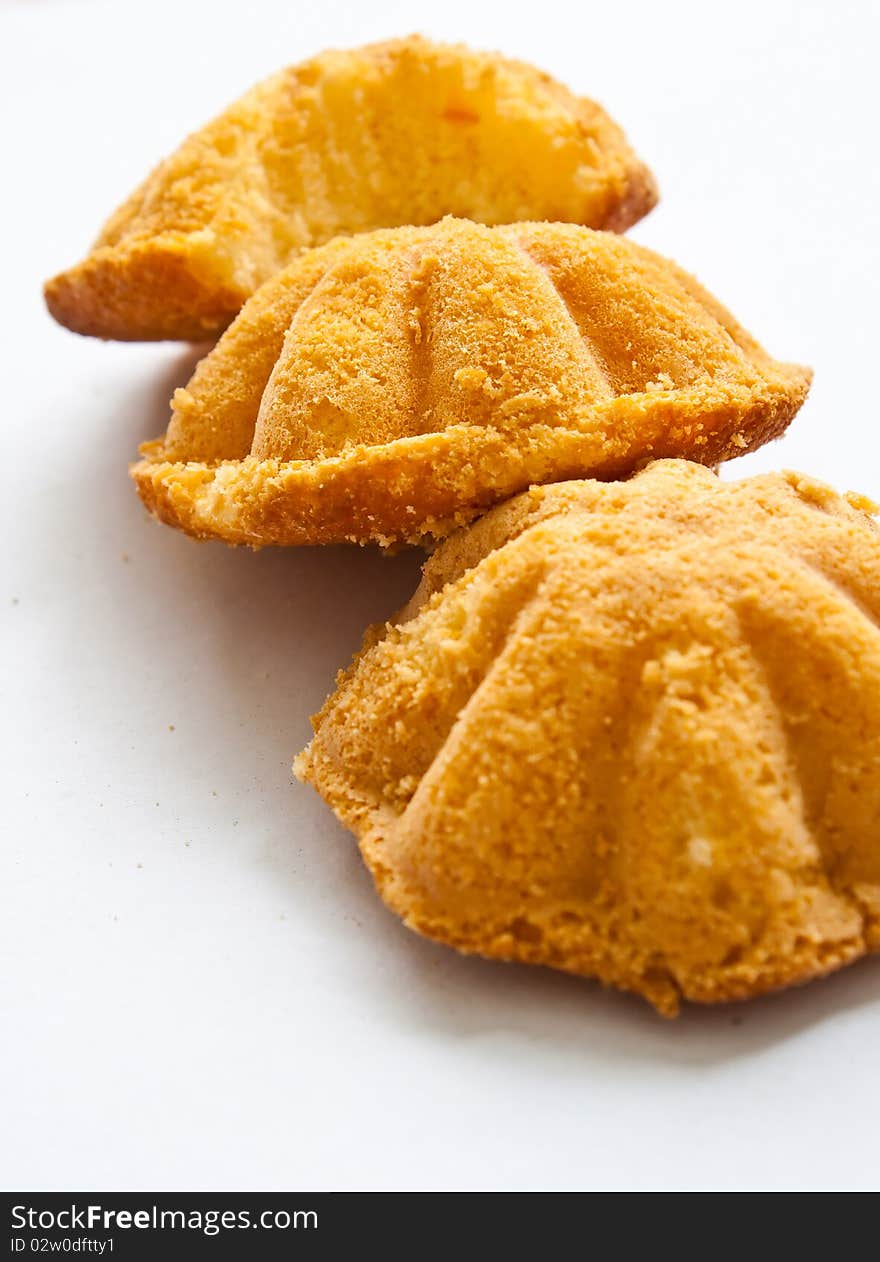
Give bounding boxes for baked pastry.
[43,36,657,341]
[295,460,880,1015]
[132,218,810,548]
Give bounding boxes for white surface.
[3,0,880,1192]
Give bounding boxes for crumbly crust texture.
[132,219,811,548]
[44,36,657,341]
[295,460,880,1015]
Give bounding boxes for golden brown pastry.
[132,219,810,548]
[44,37,657,341]
[295,460,880,1015]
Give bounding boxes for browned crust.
[601,154,659,234]
[43,240,245,342]
[132,372,810,547]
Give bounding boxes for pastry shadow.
[56,347,880,1068]
[82,344,426,699]
[43,343,423,919]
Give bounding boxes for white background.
[3,0,879,1192]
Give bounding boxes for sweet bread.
[132,219,810,547]
[44,37,657,341]
[296,460,880,1014]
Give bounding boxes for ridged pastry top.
[132,219,810,546]
[44,37,657,340]
[161,217,809,464]
[296,460,880,1014]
